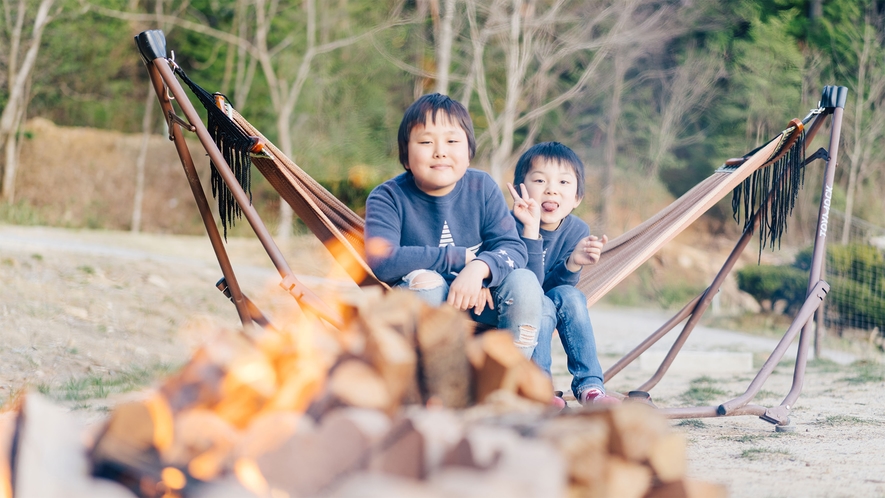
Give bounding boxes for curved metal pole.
[782,105,845,409]
[151,58,342,330]
[143,60,254,330]
[718,280,828,416]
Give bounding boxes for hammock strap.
[728,121,806,257]
[173,66,253,238]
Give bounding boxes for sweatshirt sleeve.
[542,220,589,291]
[365,185,466,284]
[475,180,528,288]
[515,218,545,286]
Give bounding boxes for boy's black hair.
[513,142,585,198]
[397,93,476,168]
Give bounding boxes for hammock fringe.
[174,67,253,238]
[728,128,806,258]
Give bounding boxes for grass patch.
[754,389,780,400]
[43,362,180,403]
[815,415,881,426]
[842,361,885,385]
[679,376,727,404]
[738,447,792,460]
[0,200,47,225]
[726,434,765,443]
[77,265,95,275]
[807,357,842,373]
[676,419,706,428]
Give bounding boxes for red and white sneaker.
[551,395,567,411]
[581,388,621,406]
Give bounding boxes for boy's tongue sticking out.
[542,201,559,213]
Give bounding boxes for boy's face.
[522,158,582,230]
[405,113,470,196]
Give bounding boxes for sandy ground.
[1,224,884,498]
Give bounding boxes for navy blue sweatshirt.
[516,214,589,293]
[365,169,527,287]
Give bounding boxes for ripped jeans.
[394,268,543,358]
[531,285,605,399]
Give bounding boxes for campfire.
[0,289,725,497]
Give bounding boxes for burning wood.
[0,290,726,497]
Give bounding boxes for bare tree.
[90,0,402,240]
[459,0,691,184]
[646,46,724,176]
[432,0,457,95]
[839,9,885,244]
[0,0,56,203]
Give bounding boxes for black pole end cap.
[820,86,848,109]
[135,30,167,64]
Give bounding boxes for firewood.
[647,432,687,483]
[161,408,240,481]
[538,416,610,488]
[416,304,474,408]
[471,331,525,401]
[212,347,278,429]
[603,456,652,498]
[235,411,315,461]
[364,321,418,404]
[255,408,383,496]
[605,403,670,462]
[368,416,426,479]
[470,331,552,404]
[17,393,134,498]
[328,359,394,412]
[263,355,326,413]
[90,393,174,477]
[0,411,16,498]
[645,478,728,498]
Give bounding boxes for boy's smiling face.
[523,158,582,231]
[405,112,470,196]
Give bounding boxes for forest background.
[2,0,885,335]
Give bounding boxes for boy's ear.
[574,196,583,208]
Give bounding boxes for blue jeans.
[532,285,605,399]
[395,268,543,358]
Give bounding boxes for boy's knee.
[404,269,445,290]
[514,324,538,357]
[549,285,588,310]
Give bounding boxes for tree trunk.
[434,0,456,95]
[131,83,156,233]
[488,0,524,185]
[0,0,54,203]
[600,54,625,233]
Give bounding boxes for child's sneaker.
[551,395,566,411]
[581,388,620,406]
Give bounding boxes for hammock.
[136,28,849,426]
[178,58,810,307]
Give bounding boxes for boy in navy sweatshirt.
[507,142,618,404]
[365,93,543,357]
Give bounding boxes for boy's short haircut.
[397,93,476,168]
[513,141,585,199]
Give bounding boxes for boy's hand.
[507,182,540,240]
[566,234,608,271]
[447,260,492,312]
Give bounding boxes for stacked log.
[0,289,726,497]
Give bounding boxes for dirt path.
[2,224,884,497]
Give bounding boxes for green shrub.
[793,244,885,332]
[736,264,808,313]
[827,276,885,331]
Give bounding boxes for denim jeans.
[395,268,543,358]
[532,285,605,399]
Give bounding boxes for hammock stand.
[135,30,847,427]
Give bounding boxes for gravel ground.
[2,224,884,497]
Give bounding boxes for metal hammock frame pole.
[135,29,848,426]
[135,30,343,331]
